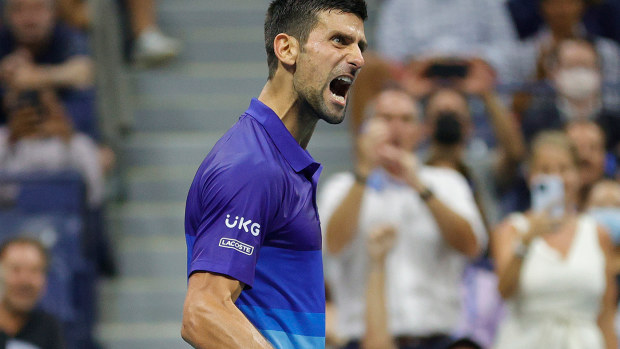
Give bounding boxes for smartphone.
[424,61,470,79]
[530,175,565,218]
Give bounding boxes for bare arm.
[326,118,389,255]
[361,226,397,349]
[181,272,274,349]
[9,56,94,90]
[597,226,618,349]
[494,213,555,299]
[481,91,526,184]
[422,193,480,258]
[325,181,366,254]
[37,56,94,88]
[492,220,525,299]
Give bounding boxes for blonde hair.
[529,130,580,167]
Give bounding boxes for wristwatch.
[354,171,367,185]
[419,187,434,201]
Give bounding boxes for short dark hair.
[0,236,49,271]
[264,0,367,79]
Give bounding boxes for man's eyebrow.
[359,39,368,53]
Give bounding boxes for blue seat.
[0,171,97,349]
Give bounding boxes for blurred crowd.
[0,0,180,348]
[321,0,620,348]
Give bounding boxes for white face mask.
[555,67,601,100]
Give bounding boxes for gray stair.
[96,1,360,348]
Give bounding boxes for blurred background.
[0,0,619,348]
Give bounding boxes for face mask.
[433,111,462,146]
[556,67,601,101]
[588,207,620,245]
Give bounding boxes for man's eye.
[332,36,343,44]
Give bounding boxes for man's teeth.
[337,76,352,84]
[331,92,345,103]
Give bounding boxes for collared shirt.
[320,167,486,340]
[185,98,325,348]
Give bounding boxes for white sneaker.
[132,27,181,67]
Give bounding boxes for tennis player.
[181,1,367,348]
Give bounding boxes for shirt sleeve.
[423,168,488,250]
[186,158,281,287]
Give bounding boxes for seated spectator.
[566,120,617,207]
[0,236,64,349]
[500,0,620,112]
[521,39,620,151]
[349,0,518,132]
[320,86,486,349]
[586,180,620,261]
[0,0,96,139]
[492,131,617,349]
[0,89,103,207]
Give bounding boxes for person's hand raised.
[356,117,390,177]
[367,225,397,264]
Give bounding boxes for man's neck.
[258,76,318,149]
[0,301,28,336]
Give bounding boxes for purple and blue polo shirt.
[184,98,325,348]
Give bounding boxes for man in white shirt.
[320,86,486,349]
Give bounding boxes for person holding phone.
[492,131,617,349]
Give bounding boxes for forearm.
[325,181,366,254]
[362,261,396,349]
[182,297,273,349]
[497,253,524,299]
[598,313,617,349]
[424,196,479,257]
[481,92,525,170]
[40,57,94,88]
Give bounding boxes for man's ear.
[273,33,299,69]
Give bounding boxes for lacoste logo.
[225,214,261,236]
[219,238,254,256]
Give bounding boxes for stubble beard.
[294,79,346,125]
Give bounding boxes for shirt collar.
[245,98,320,177]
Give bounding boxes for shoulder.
[420,166,470,188]
[594,219,614,255]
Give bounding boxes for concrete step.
[108,201,185,237]
[99,276,186,323]
[133,74,264,100]
[122,128,353,168]
[116,234,186,278]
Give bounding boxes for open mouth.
[329,75,353,105]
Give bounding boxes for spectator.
[492,131,617,349]
[0,89,103,207]
[500,0,620,112]
[521,39,620,151]
[320,86,486,349]
[348,0,518,132]
[566,120,616,207]
[0,236,64,349]
[507,0,620,44]
[123,0,180,66]
[0,0,96,140]
[586,180,620,251]
[422,85,526,228]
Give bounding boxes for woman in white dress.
[492,131,617,349]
